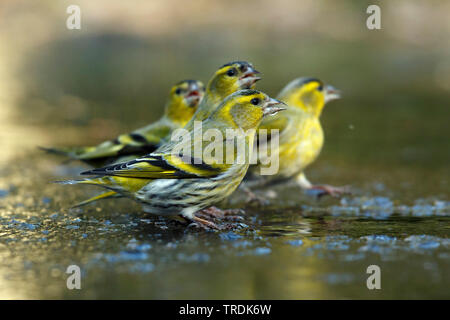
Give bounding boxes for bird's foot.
[309,184,352,198]
[187,215,223,230]
[198,206,245,222]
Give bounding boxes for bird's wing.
[80,153,224,179]
[75,132,159,160]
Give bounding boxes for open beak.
[262,97,286,116]
[324,85,341,103]
[185,84,204,107]
[238,67,261,89]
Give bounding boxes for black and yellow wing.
[81,153,225,180]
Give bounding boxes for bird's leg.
[295,172,351,198]
[198,206,245,221]
[308,184,352,198]
[295,172,314,189]
[241,183,270,206]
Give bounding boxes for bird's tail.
[71,190,120,208]
[56,177,122,208]
[55,176,111,187]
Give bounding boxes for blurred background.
[0,0,449,299]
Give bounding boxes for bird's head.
[278,77,341,117]
[165,80,205,125]
[206,61,261,106]
[212,89,285,131]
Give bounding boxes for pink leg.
[309,184,352,198]
[197,206,245,221]
[188,215,222,230]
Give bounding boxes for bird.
[42,80,205,167]
[246,77,348,197]
[155,61,260,154]
[181,61,261,131]
[60,90,285,229]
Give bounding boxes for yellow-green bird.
[248,77,347,197]
[42,80,205,167]
[61,90,285,229]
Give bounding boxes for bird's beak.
[238,66,261,89]
[324,85,341,103]
[262,97,286,116]
[185,84,204,107]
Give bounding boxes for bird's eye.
[175,88,182,95]
[317,85,323,91]
[227,68,237,77]
[251,98,260,105]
